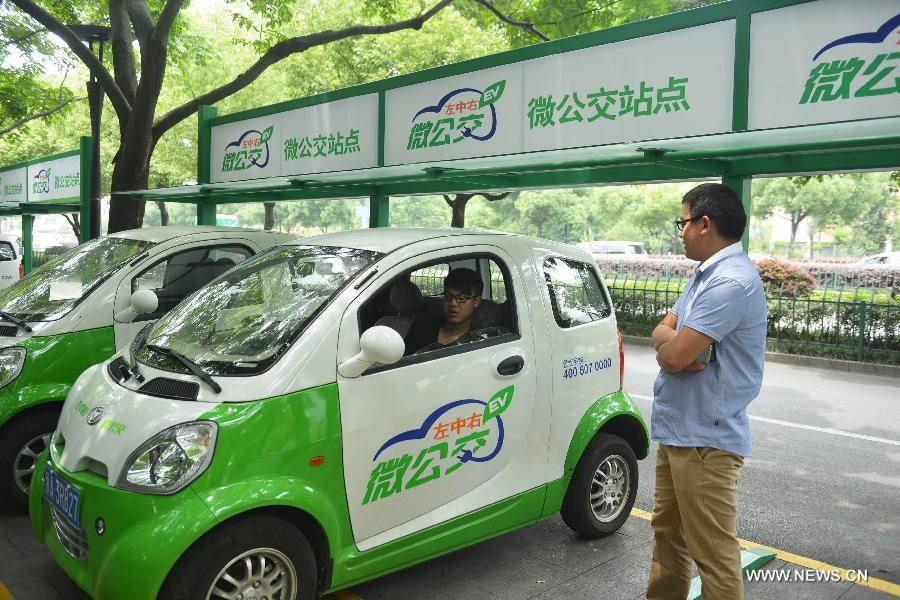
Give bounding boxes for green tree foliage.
[752,173,895,258]
[4,0,549,232]
[0,5,82,137]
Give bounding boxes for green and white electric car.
[31,228,649,600]
[0,226,294,511]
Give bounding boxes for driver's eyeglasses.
[442,291,474,304]
[673,217,697,232]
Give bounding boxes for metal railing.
[605,274,900,365]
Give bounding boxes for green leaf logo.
[479,80,506,109]
[483,385,514,423]
[260,126,274,144]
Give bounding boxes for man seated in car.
[414,267,508,354]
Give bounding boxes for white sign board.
[0,167,27,204]
[27,154,81,203]
[210,95,379,183]
[749,0,900,129]
[521,21,735,152]
[384,21,734,165]
[384,64,525,166]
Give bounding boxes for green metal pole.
[197,201,217,226]
[22,214,33,275]
[369,193,389,228]
[722,175,752,252]
[197,105,218,225]
[857,301,866,363]
[724,12,752,253]
[79,136,93,242]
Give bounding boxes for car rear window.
[543,257,611,329]
[0,242,16,262]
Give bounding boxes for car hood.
[53,364,221,487]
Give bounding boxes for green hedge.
[608,278,900,365]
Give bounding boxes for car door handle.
[497,355,525,376]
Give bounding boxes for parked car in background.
[0,234,23,289]
[32,217,78,253]
[578,241,649,260]
[858,252,900,266]
[0,226,295,512]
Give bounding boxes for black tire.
[560,433,638,538]
[160,515,318,600]
[0,409,59,513]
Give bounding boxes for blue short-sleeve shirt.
[651,243,767,457]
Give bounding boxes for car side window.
[131,245,252,320]
[543,257,611,329]
[0,242,16,262]
[359,255,518,367]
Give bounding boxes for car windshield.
[0,236,155,322]
[135,245,381,375]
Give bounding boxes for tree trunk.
[63,213,80,239]
[808,225,815,260]
[156,201,169,226]
[789,216,800,258]
[107,136,153,233]
[264,202,275,230]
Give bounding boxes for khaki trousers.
[646,443,744,600]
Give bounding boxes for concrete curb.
[621,335,900,378]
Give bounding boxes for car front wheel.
[0,409,59,513]
[560,433,638,538]
[160,515,318,600]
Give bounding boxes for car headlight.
[0,347,26,389]
[117,421,217,494]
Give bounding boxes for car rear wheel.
[0,409,59,513]
[560,433,638,538]
[160,515,318,600]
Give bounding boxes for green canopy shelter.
[127,0,899,246]
[0,137,93,274]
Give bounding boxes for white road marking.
[628,393,900,447]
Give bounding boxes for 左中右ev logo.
[31,169,51,195]
[406,80,506,151]
[362,386,514,505]
[221,126,274,173]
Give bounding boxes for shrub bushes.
[755,258,816,297]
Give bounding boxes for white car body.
[2,226,296,350]
[0,234,22,289]
[55,228,641,551]
[858,251,900,266]
[577,240,649,260]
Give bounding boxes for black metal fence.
[605,274,900,365]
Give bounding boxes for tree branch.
[156,0,186,36]
[125,0,154,43]
[3,27,43,46]
[152,0,455,141]
[472,0,550,41]
[110,0,138,104]
[443,194,455,208]
[7,0,132,118]
[0,96,83,136]
[475,191,511,202]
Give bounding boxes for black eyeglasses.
[673,217,698,232]
[442,291,475,304]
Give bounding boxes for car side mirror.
[114,289,159,323]
[338,325,405,378]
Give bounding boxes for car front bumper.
[31,451,217,600]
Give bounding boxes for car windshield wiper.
[147,344,221,394]
[0,311,32,333]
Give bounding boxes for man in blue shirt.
[646,183,767,600]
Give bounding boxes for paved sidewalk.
[2,503,894,600]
